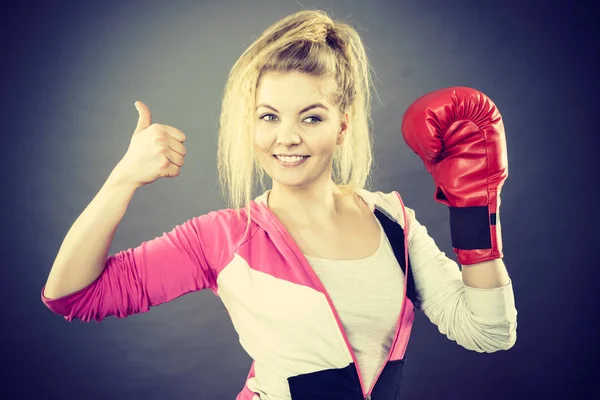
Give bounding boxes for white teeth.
[276,155,306,163]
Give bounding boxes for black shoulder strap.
[374,208,420,309]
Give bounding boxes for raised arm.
[41,101,210,321]
[400,87,517,352]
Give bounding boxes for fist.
[114,101,187,188]
[401,87,507,207]
[401,87,508,264]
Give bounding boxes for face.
[254,70,348,190]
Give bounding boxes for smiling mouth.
[273,154,310,166]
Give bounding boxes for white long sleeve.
[406,206,518,353]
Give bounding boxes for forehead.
[256,71,337,108]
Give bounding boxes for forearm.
[461,258,511,289]
[43,165,138,300]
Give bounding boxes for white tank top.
[304,217,405,392]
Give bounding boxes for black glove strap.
[449,206,495,250]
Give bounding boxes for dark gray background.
[3,0,598,399]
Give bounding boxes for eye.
[260,113,278,122]
[303,115,322,124]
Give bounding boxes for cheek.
[254,126,274,153]
[310,132,338,155]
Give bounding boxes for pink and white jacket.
[41,189,517,400]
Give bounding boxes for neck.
[267,178,348,227]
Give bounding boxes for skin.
[254,70,361,230]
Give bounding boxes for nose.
[276,123,301,146]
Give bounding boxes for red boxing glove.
[401,87,508,265]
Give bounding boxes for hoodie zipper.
[363,205,410,400]
[364,279,407,399]
[261,200,410,400]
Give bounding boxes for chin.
[271,175,312,189]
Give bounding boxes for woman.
[41,9,517,400]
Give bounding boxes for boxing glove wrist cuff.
[449,204,504,265]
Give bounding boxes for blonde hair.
[217,9,378,225]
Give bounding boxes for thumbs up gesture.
[113,101,187,189]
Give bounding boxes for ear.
[337,112,349,145]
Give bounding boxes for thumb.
[133,101,152,134]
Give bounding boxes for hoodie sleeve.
[41,214,219,322]
[405,206,518,353]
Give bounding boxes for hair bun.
[325,27,345,53]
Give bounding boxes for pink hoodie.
[41,188,517,400]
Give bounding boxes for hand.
[112,101,187,189]
[401,87,507,265]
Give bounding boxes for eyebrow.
[256,103,329,114]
